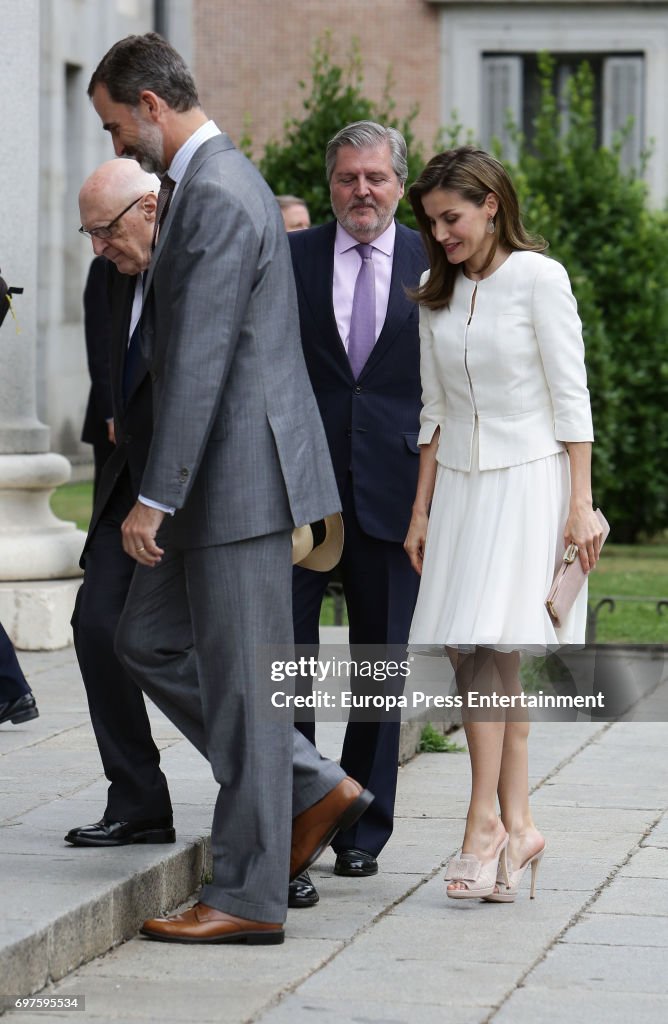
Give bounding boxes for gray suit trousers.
[116,528,343,923]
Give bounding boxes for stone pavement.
[1,641,668,1023]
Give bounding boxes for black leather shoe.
[334,848,379,877]
[288,870,319,908]
[64,817,175,847]
[0,692,39,726]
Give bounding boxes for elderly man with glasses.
[65,159,177,848]
[79,177,158,272]
[78,191,150,499]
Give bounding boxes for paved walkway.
[1,642,667,1023]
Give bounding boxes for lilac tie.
[348,243,376,379]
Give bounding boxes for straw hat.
[291,513,344,572]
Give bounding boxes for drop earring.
[487,216,496,234]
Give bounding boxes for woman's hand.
[404,430,439,575]
[564,502,603,573]
[404,510,429,575]
[564,442,601,572]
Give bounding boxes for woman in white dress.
[404,148,604,901]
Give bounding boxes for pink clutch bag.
[545,509,610,628]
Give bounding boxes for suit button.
[354,385,362,394]
[346,429,352,437]
[179,468,189,479]
[125,435,132,443]
[151,372,158,382]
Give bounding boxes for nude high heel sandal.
[484,845,545,903]
[445,833,510,900]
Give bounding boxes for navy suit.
[0,622,31,702]
[290,220,427,857]
[71,266,172,823]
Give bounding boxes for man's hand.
[121,502,165,565]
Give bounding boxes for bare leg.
[496,653,544,882]
[447,647,507,893]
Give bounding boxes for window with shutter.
[439,4,665,203]
[481,56,522,161]
[603,56,644,172]
[481,52,644,171]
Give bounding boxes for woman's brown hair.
[408,147,546,310]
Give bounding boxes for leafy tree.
[506,55,668,541]
[253,34,425,228]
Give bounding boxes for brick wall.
[193,0,441,170]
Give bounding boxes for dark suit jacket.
[81,256,113,447]
[289,220,428,543]
[82,266,152,558]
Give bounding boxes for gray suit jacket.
[139,133,340,547]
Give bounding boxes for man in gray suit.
[87,32,372,945]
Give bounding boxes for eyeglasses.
[79,195,144,240]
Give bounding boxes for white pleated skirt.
[408,426,588,652]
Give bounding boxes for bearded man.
[289,122,428,902]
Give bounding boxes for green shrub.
[507,55,668,541]
[253,34,425,229]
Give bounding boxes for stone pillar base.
[0,579,82,650]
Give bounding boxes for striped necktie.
[152,173,176,249]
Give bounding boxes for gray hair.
[275,194,309,210]
[88,32,199,112]
[325,121,408,184]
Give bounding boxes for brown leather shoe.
[140,903,284,944]
[290,776,374,880]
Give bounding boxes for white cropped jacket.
[417,250,594,471]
